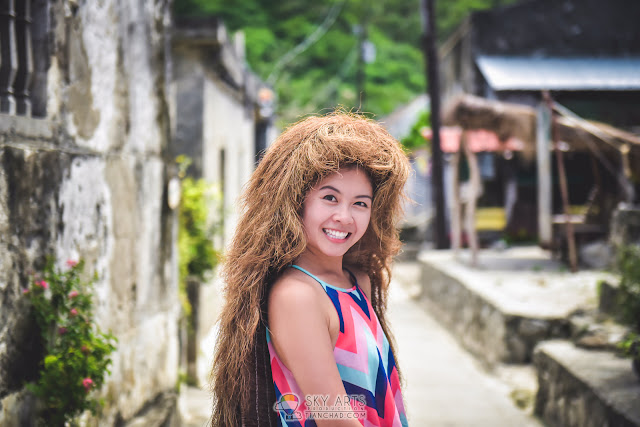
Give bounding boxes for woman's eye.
[355,201,368,208]
[323,195,337,202]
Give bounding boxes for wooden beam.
[537,100,552,248]
[450,146,462,256]
[546,92,578,272]
[462,131,481,267]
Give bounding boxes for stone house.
[0,1,274,425]
[171,16,275,247]
[437,0,640,248]
[170,16,276,387]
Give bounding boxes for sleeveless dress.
[266,265,409,426]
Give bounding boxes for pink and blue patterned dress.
[266,265,409,426]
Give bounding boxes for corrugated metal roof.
[476,56,640,91]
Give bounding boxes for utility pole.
[355,4,372,111]
[420,0,447,249]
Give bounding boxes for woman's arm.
[268,277,363,426]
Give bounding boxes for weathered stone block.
[417,248,600,365]
[0,389,37,427]
[610,204,640,247]
[534,340,640,427]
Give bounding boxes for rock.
[609,204,640,247]
[518,319,549,339]
[579,240,613,269]
[510,388,535,410]
[575,332,610,350]
[0,390,36,427]
[597,280,619,315]
[124,391,179,427]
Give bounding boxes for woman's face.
[301,167,373,259]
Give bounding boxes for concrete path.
[179,261,544,426]
[389,262,543,427]
[178,385,211,427]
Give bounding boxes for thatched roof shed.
[442,94,640,175]
[443,95,536,145]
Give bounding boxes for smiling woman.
[210,112,410,426]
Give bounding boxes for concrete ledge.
[417,248,614,365]
[534,340,640,427]
[0,114,54,140]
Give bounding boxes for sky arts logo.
[273,393,367,421]
[273,393,303,420]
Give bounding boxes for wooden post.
[536,100,552,248]
[463,132,481,267]
[450,146,461,255]
[620,144,635,203]
[421,0,447,249]
[546,93,578,272]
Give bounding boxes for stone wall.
[610,204,640,247]
[0,1,180,424]
[417,249,587,366]
[534,341,640,427]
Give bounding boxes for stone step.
[534,340,640,427]
[416,247,615,366]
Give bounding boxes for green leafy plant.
[176,155,222,323]
[24,259,117,426]
[618,332,640,378]
[401,110,430,151]
[176,156,222,386]
[619,332,639,355]
[616,244,640,330]
[177,156,222,289]
[615,244,640,376]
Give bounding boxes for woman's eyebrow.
[319,185,372,200]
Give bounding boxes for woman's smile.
[323,228,351,241]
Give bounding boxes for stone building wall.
[202,76,256,246]
[0,1,179,424]
[170,17,277,388]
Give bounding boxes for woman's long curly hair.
[210,112,410,426]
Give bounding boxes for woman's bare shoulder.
[268,268,323,311]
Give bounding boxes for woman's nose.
[333,205,354,224]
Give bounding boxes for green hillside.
[174,0,518,125]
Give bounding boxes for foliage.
[619,332,640,362]
[401,110,431,151]
[615,244,640,368]
[436,0,519,42]
[24,259,117,427]
[615,244,640,330]
[173,0,520,124]
[177,156,221,285]
[176,155,222,320]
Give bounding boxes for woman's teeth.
[324,229,349,239]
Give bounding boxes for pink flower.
[69,290,79,299]
[81,345,90,354]
[67,260,78,268]
[82,377,93,391]
[58,327,67,335]
[22,288,29,295]
[70,308,78,316]
[37,280,49,289]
